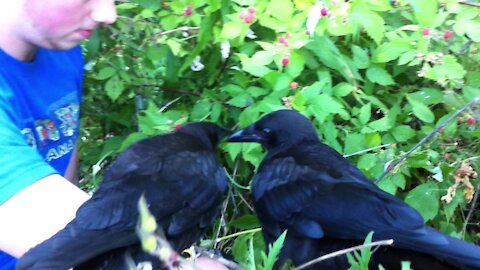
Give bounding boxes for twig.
[375,97,480,183]
[293,239,394,270]
[450,156,480,167]
[462,183,480,237]
[214,198,230,249]
[159,95,184,112]
[343,144,392,158]
[459,1,480,7]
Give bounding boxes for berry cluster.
[421,28,454,39]
[457,117,476,125]
[182,4,193,16]
[239,7,256,24]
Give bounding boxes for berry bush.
[79,0,480,268]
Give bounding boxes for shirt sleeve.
[0,85,57,205]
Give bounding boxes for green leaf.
[408,88,443,105]
[463,86,480,101]
[344,133,366,154]
[352,45,370,69]
[228,94,253,108]
[391,125,415,142]
[332,82,355,97]
[423,55,466,84]
[191,100,212,121]
[366,66,395,86]
[306,36,360,83]
[251,51,274,66]
[95,67,117,80]
[398,50,417,66]
[219,21,243,40]
[408,0,438,26]
[404,182,439,221]
[247,86,269,97]
[359,103,372,124]
[133,0,161,11]
[372,41,411,63]
[351,9,385,44]
[146,46,164,61]
[368,116,393,132]
[285,50,305,78]
[262,230,288,270]
[228,215,260,230]
[104,75,124,101]
[407,97,435,123]
[267,0,294,21]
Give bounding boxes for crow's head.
[177,122,232,149]
[227,109,319,151]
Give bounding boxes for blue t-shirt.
[0,46,83,268]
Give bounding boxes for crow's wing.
[254,156,434,245]
[253,156,480,268]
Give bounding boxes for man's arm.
[0,174,89,257]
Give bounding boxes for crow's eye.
[262,128,272,136]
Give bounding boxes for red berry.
[467,118,476,125]
[239,13,246,19]
[278,36,286,44]
[321,8,328,16]
[422,28,430,36]
[439,127,445,132]
[185,9,192,16]
[281,57,290,66]
[443,153,450,160]
[244,14,254,23]
[290,82,298,89]
[248,7,256,14]
[175,124,183,130]
[179,115,185,119]
[443,31,453,39]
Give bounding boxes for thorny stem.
[343,144,392,158]
[375,97,480,184]
[462,183,480,237]
[293,239,394,270]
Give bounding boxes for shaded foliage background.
[79,0,480,268]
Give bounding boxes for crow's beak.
[227,126,262,143]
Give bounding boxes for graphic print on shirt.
[35,119,60,145]
[21,128,37,148]
[55,104,79,137]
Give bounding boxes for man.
[0,1,227,269]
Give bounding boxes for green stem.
[216,228,262,242]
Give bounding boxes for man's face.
[22,0,117,50]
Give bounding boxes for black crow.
[17,122,231,270]
[227,109,480,270]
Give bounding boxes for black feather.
[17,122,231,270]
